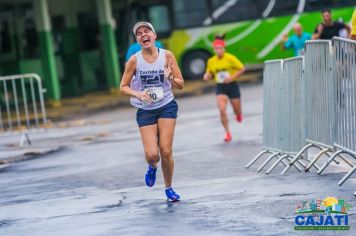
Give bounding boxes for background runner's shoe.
[165,188,180,202]
[236,114,243,123]
[224,132,232,142]
[145,165,157,187]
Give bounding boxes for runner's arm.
[224,56,245,83]
[165,50,184,90]
[203,58,213,81]
[120,56,153,103]
[225,67,245,83]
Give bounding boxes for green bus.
[117,0,355,79]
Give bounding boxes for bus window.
[333,0,356,8]
[131,6,148,24]
[306,0,356,11]
[306,0,333,11]
[148,5,171,34]
[128,2,171,37]
[172,0,210,28]
[268,0,299,17]
[210,0,261,23]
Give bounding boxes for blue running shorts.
[136,100,178,127]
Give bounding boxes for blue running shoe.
[165,188,181,202]
[145,165,157,187]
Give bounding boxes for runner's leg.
[217,95,230,134]
[230,98,242,116]
[157,118,176,188]
[139,124,160,168]
[229,83,242,122]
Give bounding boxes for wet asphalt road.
[0,82,355,236]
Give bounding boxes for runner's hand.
[164,60,173,80]
[135,90,153,104]
[224,76,233,84]
[203,73,212,81]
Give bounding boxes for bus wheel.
[182,50,211,80]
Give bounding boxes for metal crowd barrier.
[282,40,346,174]
[317,37,356,186]
[0,73,47,145]
[245,60,284,170]
[245,59,304,173]
[248,38,356,187]
[264,57,309,174]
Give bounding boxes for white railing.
[0,73,47,146]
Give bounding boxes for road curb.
[0,160,10,170]
[0,146,64,166]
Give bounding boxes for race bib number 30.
[216,71,230,83]
[145,87,164,103]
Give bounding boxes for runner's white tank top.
[130,48,174,110]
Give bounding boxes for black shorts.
[215,82,241,99]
